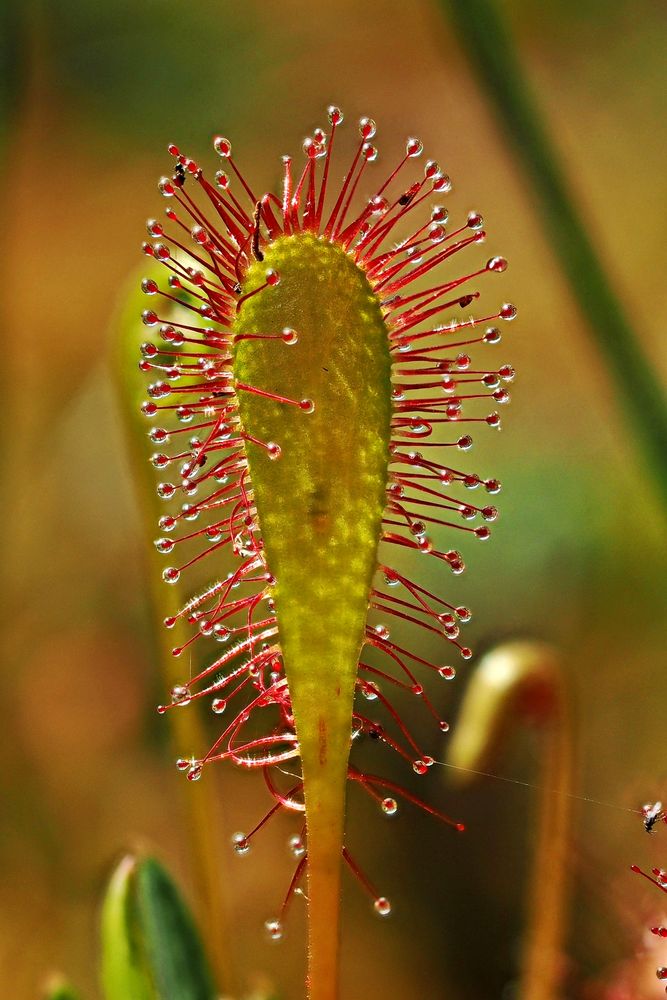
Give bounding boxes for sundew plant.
[137,107,515,999]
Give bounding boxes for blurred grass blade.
[136,857,216,1000]
[111,267,234,992]
[101,854,216,1000]
[101,856,155,1000]
[440,0,667,504]
[446,641,572,1000]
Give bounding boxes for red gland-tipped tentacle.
[632,858,667,991]
[341,846,392,917]
[281,855,309,918]
[631,865,667,894]
[349,766,464,831]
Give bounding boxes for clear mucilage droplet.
[288,834,306,858]
[265,918,283,941]
[232,832,250,856]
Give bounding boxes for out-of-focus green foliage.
[40,0,264,144]
[446,640,564,778]
[101,855,216,1000]
[0,6,23,148]
[44,978,82,1000]
[440,0,667,504]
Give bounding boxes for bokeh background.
[1,1,666,997]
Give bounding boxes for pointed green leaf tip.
[101,855,216,1000]
[43,977,82,1000]
[234,232,392,979]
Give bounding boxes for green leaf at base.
[43,975,82,1000]
[101,854,216,1000]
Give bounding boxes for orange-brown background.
[1,1,666,997]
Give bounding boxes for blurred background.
[1,1,666,997]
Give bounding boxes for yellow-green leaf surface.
[234,233,392,995]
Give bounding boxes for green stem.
[440,0,667,503]
[294,685,353,1000]
[303,751,346,1000]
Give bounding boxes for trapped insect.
[642,801,667,834]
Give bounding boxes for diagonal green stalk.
[111,272,236,996]
[439,0,667,504]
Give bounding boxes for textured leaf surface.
[234,234,391,786]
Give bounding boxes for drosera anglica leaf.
[134,107,515,998]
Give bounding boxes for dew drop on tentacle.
[289,834,306,857]
[213,136,232,158]
[359,116,377,139]
[374,897,392,917]
[265,918,284,941]
[232,832,251,856]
